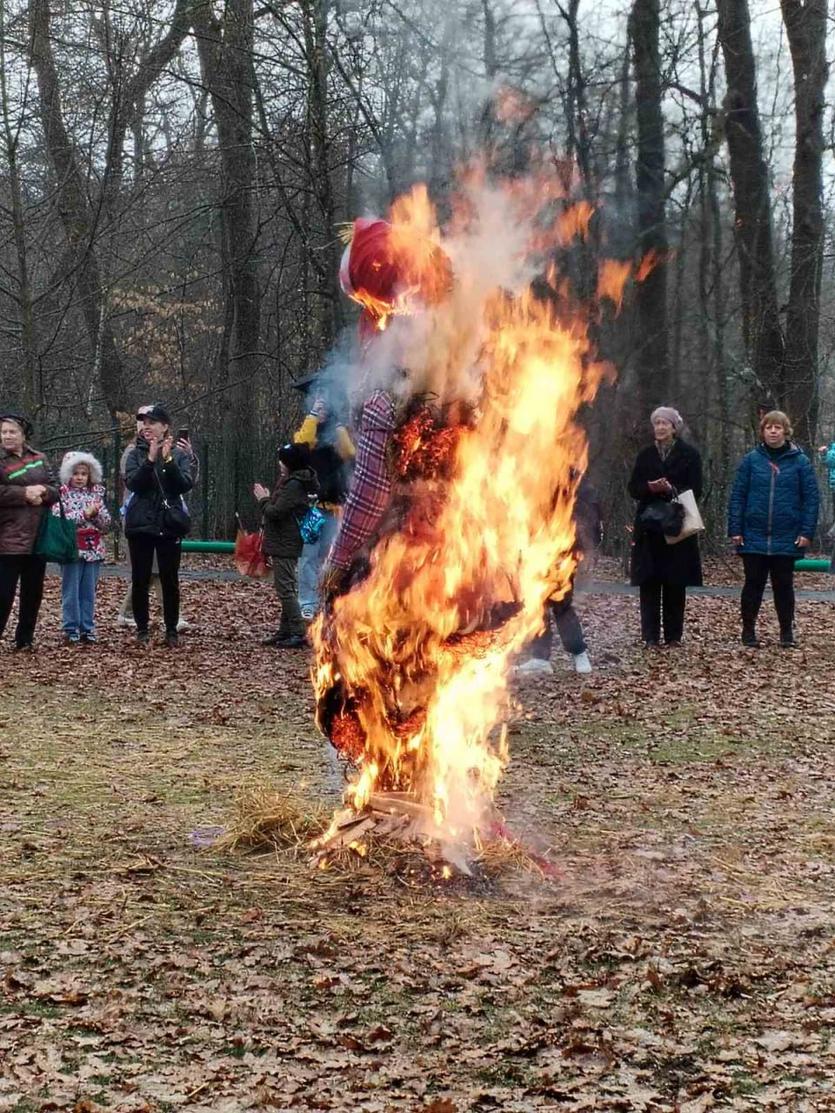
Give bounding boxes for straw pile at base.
[213,785,329,854]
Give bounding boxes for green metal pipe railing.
[182,539,235,553]
[794,558,831,571]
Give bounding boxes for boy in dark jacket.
[254,443,319,648]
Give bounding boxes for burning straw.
[311,167,629,871]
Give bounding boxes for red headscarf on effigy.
[339,217,453,341]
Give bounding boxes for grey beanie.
[650,406,684,434]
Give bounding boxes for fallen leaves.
[1,577,834,1109]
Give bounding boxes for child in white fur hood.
[53,451,111,643]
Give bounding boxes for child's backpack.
[295,503,326,545]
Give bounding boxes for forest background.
[0,0,831,549]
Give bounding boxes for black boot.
[779,628,796,649]
[741,626,760,648]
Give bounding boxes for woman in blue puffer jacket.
[728,410,819,648]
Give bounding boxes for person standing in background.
[54,451,111,644]
[628,407,703,648]
[0,413,59,650]
[817,439,835,518]
[729,411,818,648]
[118,404,198,630]
[292,381,355,620]
[515,472,602,677]
[254,442,319,648]
[124,405,193,647]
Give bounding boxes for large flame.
[313,175,626,859]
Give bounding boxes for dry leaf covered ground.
[1,567,835,1113]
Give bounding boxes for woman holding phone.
[118,407,198,629]
[124,404,193,647]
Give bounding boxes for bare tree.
[629,0,669,411]
[715,0,785,409]
[780,0,828,447]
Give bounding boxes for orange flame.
[313,177,613,859]
[635,248,665,283]
[596,259,632,311]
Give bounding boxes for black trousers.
[741,553,795,634]
[0,554,47,647]
[128,535,181,634]
[639,579,686,644]
[530,587,587,659]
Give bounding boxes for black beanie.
[0,412,33,439]
[278,442,311,472]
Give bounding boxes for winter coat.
[821,444,835,490]
[0,446,59,555]
[628,439,703,587]
[727,442,819,556]
[52,483,111,561]
[259,467,319,559]
[124,441,193,538]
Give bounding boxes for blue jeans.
[298,509,340,612]
[61,561,102,635]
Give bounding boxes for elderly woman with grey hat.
[0,412,59,650]
[628,407,703,647]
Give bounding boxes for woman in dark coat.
[0,412,59,650]
[124,404,193,647]
[728,410,818,648]
[628,407,703,647]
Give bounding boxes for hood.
[288,466,319,493]
[60,451,103,485]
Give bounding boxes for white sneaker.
[513,658,553,677]
[177,618,190,632]
[117,615,136,628]
[573,651,592,674]
[300,605,317,621]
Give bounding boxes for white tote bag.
[665,489,705,545]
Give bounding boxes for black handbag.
[154,465,191,538]
[638,498,685,537]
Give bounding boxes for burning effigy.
[310,172,621,876]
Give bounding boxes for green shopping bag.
[35,501,79,564]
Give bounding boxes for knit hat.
[0,411,32,439]
[650,406,684,434]
[278,442,312,473]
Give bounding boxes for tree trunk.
[193,0,262,528]
[29,0,125,417]
[0,5,38,417]
[300,0,343,347]
[629,0,669,412]
[715,0,785,407]
[780,0,827,449]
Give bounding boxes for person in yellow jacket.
[292,382,355,619]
